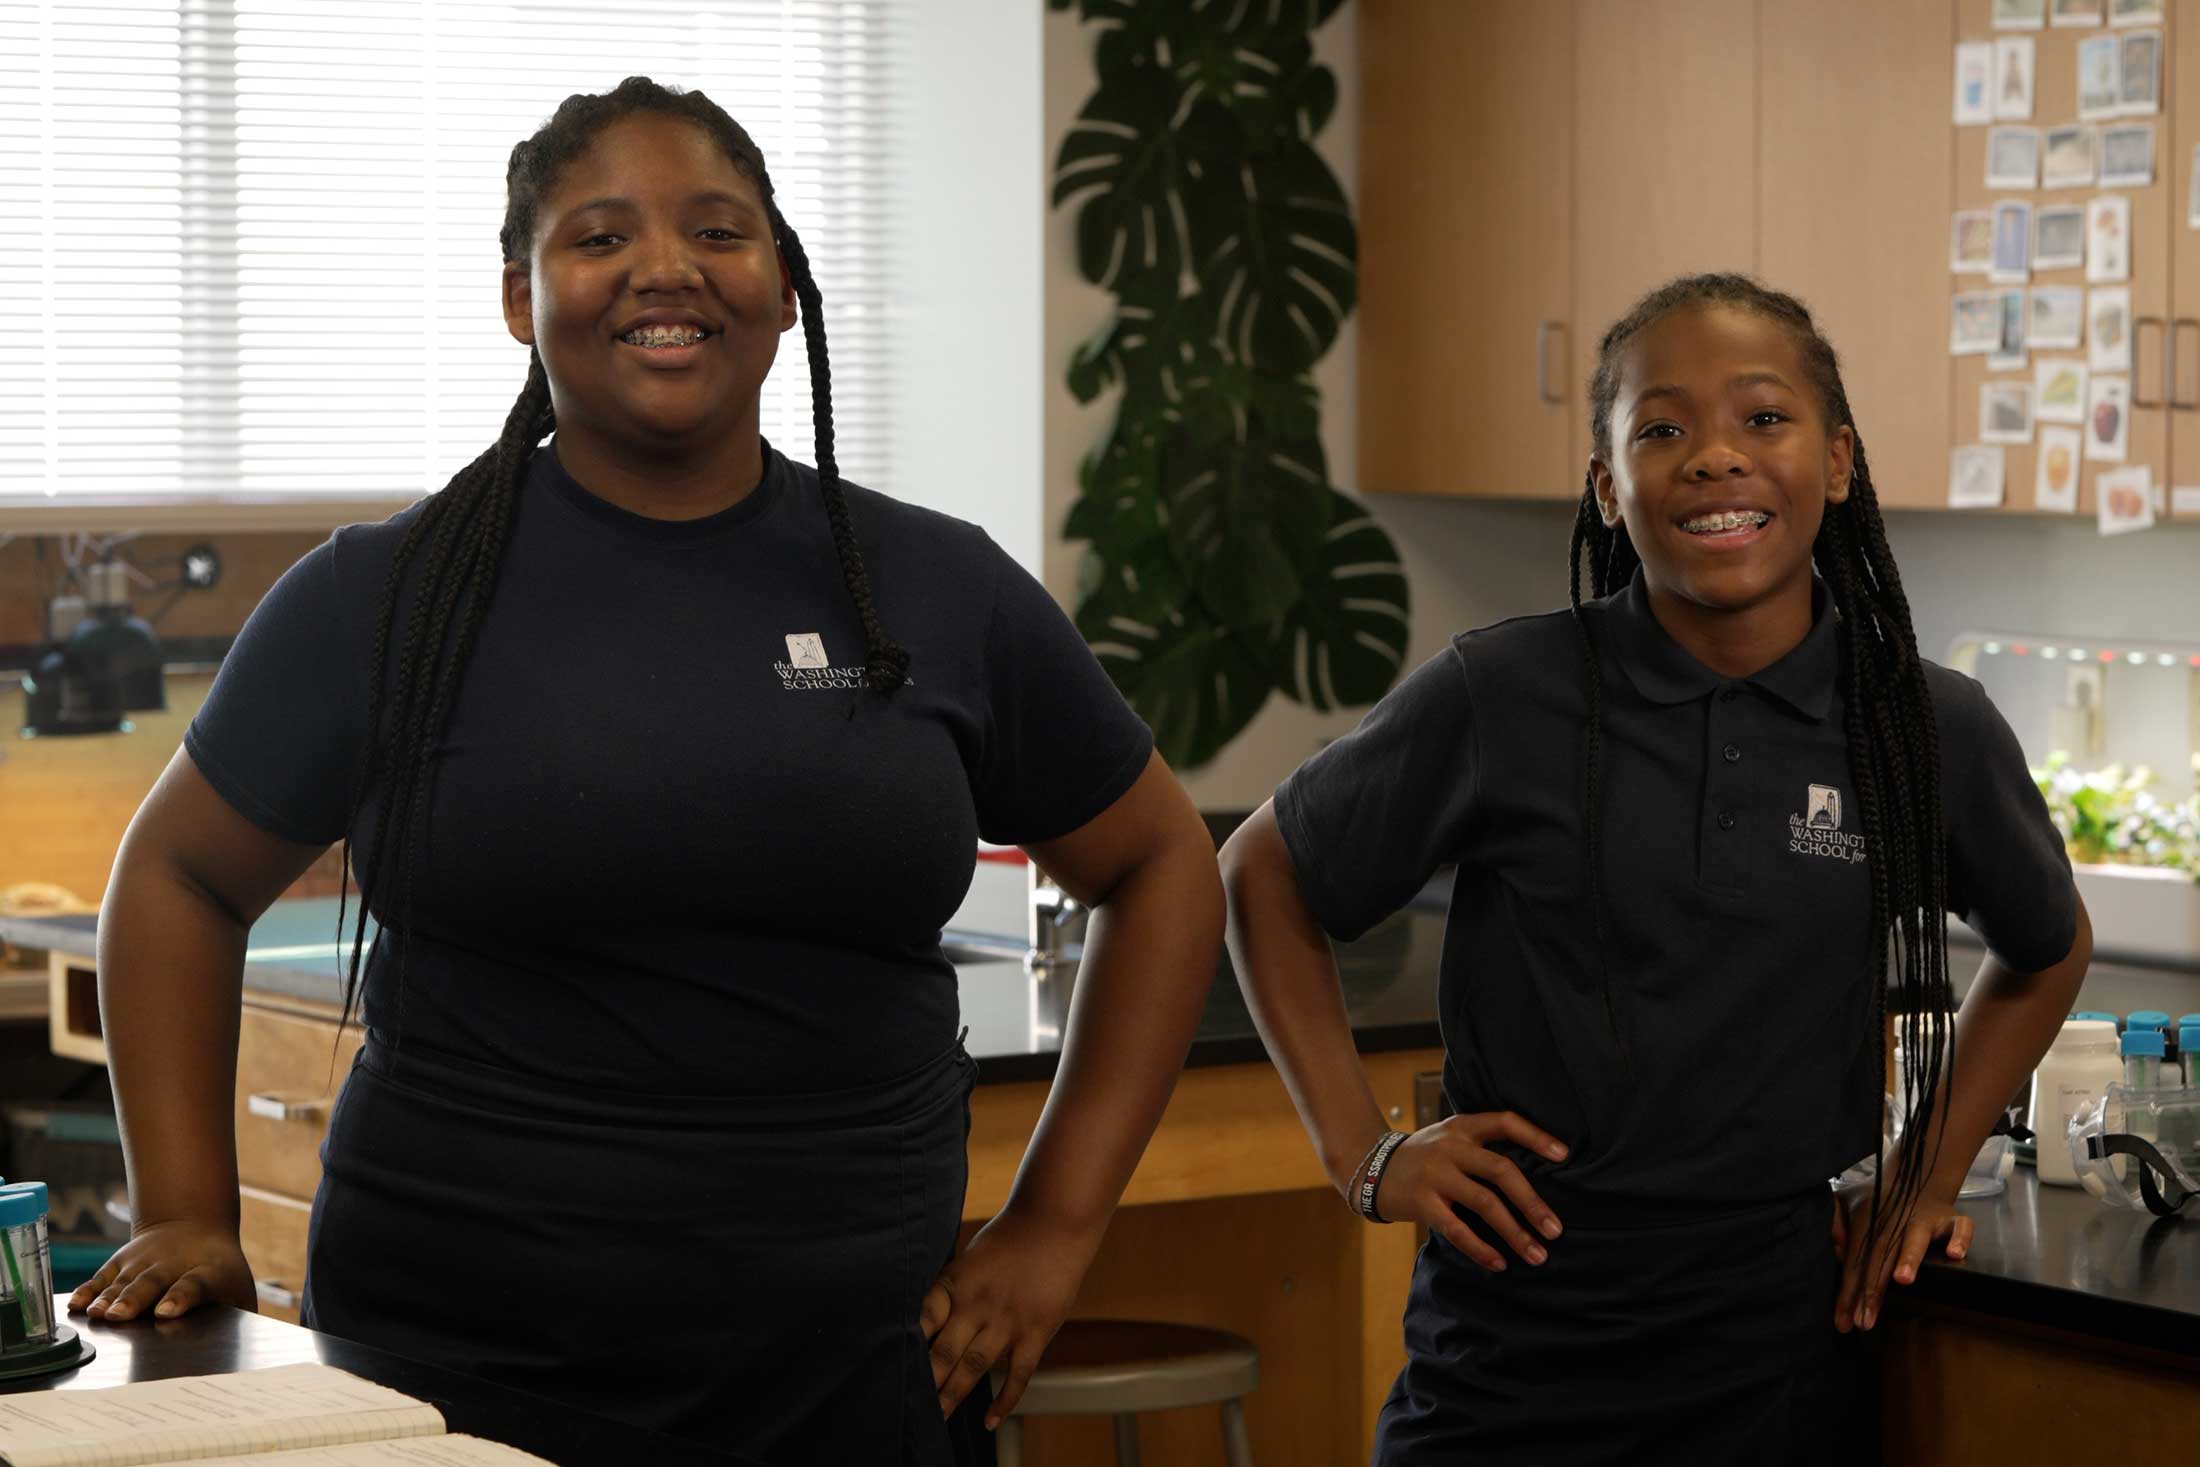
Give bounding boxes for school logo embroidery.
[771,631,911,691]
[1790,783,1868,864]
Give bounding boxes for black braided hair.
[1572,273,1952,1278]
[333,76,906,1045]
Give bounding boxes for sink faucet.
[1028,867,1083,973]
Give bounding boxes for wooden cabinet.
[2175,0,2200,507]
[1360,0,2194,516]
[1758,0,1956,510]
[1360,1,1575,500]
[1570,0,1760,464]
[231,997,359,1324]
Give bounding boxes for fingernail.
[1863,1304,1877,1330]
[985,1418,998,1432]
[1540,1217,1563,1239]
[1547,1143,1568,1159]
[156,1301,178,1317]
[1527,1245,1548,1265]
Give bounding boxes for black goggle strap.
[2086,1133,2200,1218]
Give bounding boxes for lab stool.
[994,1319,1259,1466]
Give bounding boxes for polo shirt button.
[1724,744,1742,763]
[1717,810,1736,830]
[1718,688,1739,703]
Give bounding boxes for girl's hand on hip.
[1833,1185,1971,1332]
[67,1218,257,1321]
[920,1207,1101,1431]
[1375,1111,1568,1272]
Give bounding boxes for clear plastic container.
[2033,1020,2123,1187]
[0,1182,55,1350]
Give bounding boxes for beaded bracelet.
[1352,1129,1411,1223]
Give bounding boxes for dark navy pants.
[1373,1189,1876,1466]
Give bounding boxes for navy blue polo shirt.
[1277,570,2076,1224]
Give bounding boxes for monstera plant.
[1049,0,1409,769]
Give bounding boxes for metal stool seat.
[995,1319,1259,1467]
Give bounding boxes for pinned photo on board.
[2034,205,2086,269]
[2051,0,2105,23]
[2036,426,2083,512]
[1950,445,2007,509]
[2109,0,2164,25]
[2097,465,2154,536]
[1952,291,2003,355]
[1981,382,2036,444]
[2088,286,2133,372]
[1995,37,2037,119]
[1992,200,2033,282]
[1955,42,1996,125]
[2030,286,2085,348]
[2117,30,2161,113]
[1994,0,2047,23]
[2043,124,2098,188]
[2085,374,2131,461]
[1990,288,2030,370]
[2035,359,2089,422]
[2101,123,2154,187]
[1953,210,1996,272]
[1987,127,2042,188]
[2085,195,2130,281]
[2078,35,2122,120]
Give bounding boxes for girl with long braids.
[72,77,1222,1463]
[1221,274,2091,1462]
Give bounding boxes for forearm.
[1906,903,2093,1199]
[1002,836,1222,1236]
[1220,805,1388,1196]
[98,850,252,1230]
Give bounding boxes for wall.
[1043,4,2200,811]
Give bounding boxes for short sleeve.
[970,541,1154,846]
[1939,669,2078,972]
[1273,642,1477,943]
[184,536,368,846]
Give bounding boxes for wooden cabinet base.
[1881,1300,2200,1460]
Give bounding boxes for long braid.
[1574,273,1953,1278]
[773,212,908,693]
[1567,480,1627,1057]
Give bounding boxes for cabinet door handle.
[255,1280,299,1310]
[2134,316,2167,408]
[2172,318,2199,410]
[246,1092,328,1124]
[1536,322,1566,405]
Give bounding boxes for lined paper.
[154,1437,552,1466]
[0,1365,445,1467]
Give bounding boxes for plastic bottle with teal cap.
[0,1181,52,1350]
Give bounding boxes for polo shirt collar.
[1604,568,1837,722]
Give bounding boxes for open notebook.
[0,1364,555,1467]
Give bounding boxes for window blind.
[0,0,897,511]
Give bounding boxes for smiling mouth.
[1680,510,1771,537]
[617,324,712,349]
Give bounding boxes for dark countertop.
[0,862,1446,1087]
[1911,1164,2200,1353]
[5,1298,762,1466]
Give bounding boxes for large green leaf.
[1263,490,1411,712]
[1160,419,1330,632]
[1052,70,1238,304]
[1080,585,1273,771]
[1186,138,1356,374]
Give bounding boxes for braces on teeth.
[1685,511,1768,532]
[622,325,707,346]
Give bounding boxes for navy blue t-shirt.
[1277,572,2077,1223]
[187,440,1152,1093]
